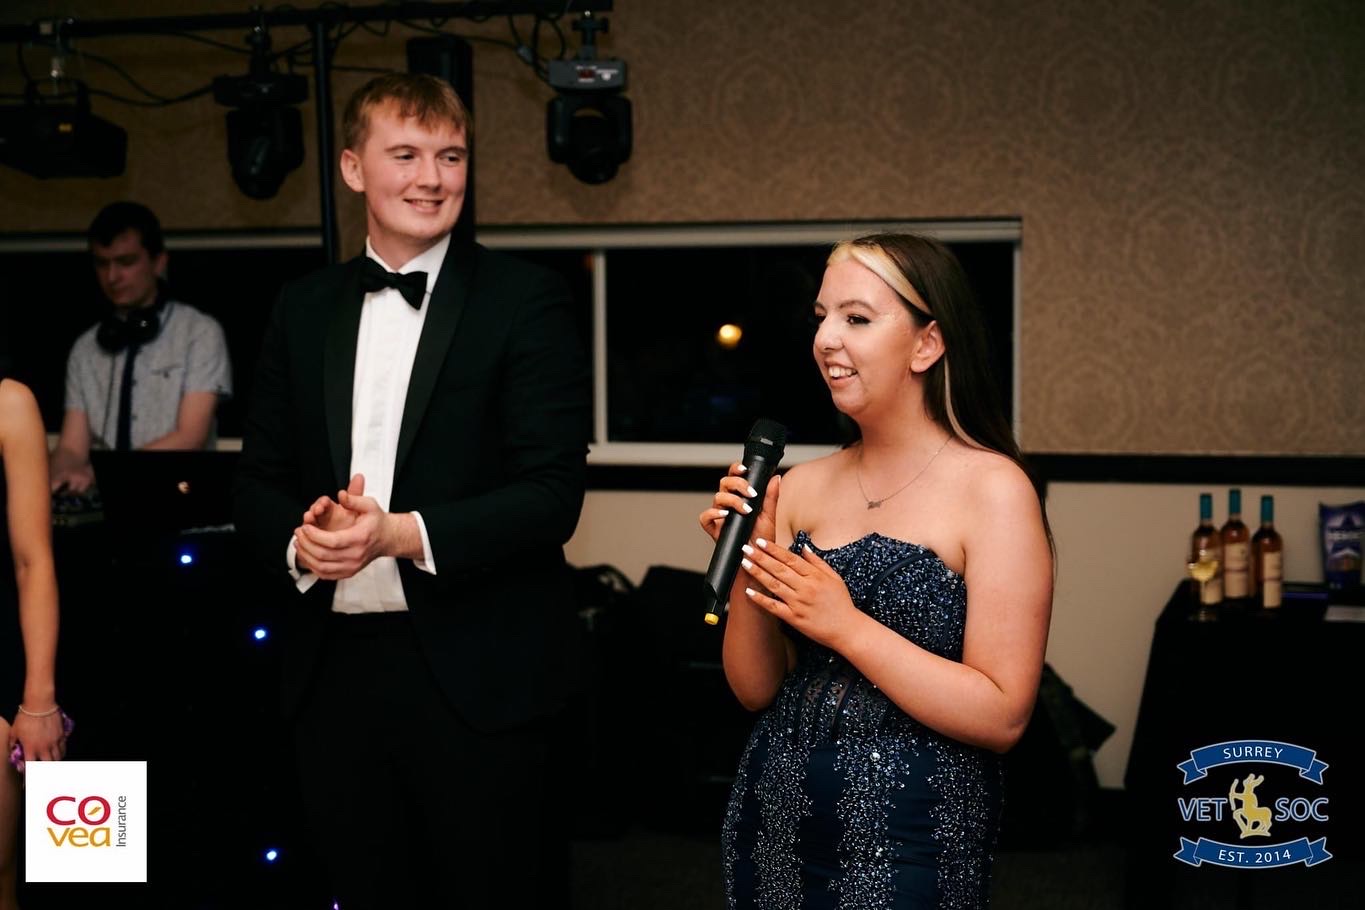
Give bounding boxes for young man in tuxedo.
[50,202,232,493]
[234,73,591,908]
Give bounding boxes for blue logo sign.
[1174,739,1332,870]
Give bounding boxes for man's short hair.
[341,72,473,152]
[88,202,165,257]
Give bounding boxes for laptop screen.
[89,450,238,535]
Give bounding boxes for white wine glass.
[1187,547,1220,620]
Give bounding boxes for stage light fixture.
[0,82,128,178]
[546,12,631,185]
[0,37,126,179]
[212,23,307,200]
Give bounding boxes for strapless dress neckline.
[793,529,961,581]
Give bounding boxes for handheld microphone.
[703,418,788,625]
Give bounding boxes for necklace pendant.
[866,500,882,510]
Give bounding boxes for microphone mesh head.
[744,418,787,461]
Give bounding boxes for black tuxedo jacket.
[234,240,591,731]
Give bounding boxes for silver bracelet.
[17,703,60,718]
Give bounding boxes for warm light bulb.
[716,323,743,349]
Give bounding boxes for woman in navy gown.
[700,233,1053,909]
[0,359,65,909]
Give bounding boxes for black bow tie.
[360,257,428,309]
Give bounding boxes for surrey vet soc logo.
[1174,740,1332,870]
[25,761,147,883]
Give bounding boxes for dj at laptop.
[48,202,232,494]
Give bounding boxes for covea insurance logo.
[25,760,147,883]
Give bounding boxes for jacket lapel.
[323,257,366,489]
[395,240,474,477]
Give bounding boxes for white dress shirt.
[287,235,446,610]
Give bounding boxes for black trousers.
[292,612,566,910]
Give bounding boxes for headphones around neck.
[95,291,168,353]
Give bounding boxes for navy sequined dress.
[723,531,1002,909]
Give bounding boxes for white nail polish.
[741,544,753,555]
[740,502,753,514]
[747,486,758,498]
[741,558,753,570]
[756,538,768,549]
[717,509,730,517]
[737,465,748,473]
[745,587,756,597]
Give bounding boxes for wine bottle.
[1221,489,1250,600]
[1191,492,1223,604]
[1252,495,1283,608]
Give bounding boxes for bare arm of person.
[48,409,94,493]
[2,380,65,761]
[700,463,799,712]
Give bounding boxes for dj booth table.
[33,511,319,908]
[1121,583,1364,908]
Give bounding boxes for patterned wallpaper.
[3,0,1362,453]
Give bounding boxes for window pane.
[605,242,1014,446]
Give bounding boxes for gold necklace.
[854,434,951,510]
